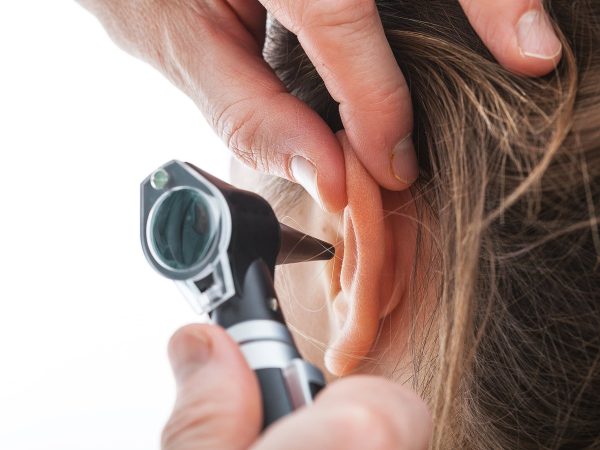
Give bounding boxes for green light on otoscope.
[150,169,169,190]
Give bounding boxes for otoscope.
[140,160,331,429]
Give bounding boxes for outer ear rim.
[325,130,387,376]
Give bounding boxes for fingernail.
[170,328,212,383]
[391,135,418,185]
[290,156,323,208]
[517,10,562,60]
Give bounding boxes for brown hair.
[264,1,600,448]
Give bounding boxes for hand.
[162,324,432,450]
[78,0,562,211]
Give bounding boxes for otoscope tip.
[276,223,335,265]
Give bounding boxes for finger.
[162,3,347,211]
[259,0,418,190]
[252,375,432,450]
[459,0,562,76]
[225,0,267,46]
[161,324,262,450]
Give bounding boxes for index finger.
[261,0,418,190]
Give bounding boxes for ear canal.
[325,131,386,376]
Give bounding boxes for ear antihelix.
[324,131,386,376]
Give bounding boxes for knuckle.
[361,82,410,113]
[331,403,397,449]
[211,101,267,172]
[303,0,377,32]
[318,377,431,448]
[168,324,198,348]
[390,392,432,449]
[227,117,262,169]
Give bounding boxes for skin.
[164,132,435,449]
[232,131,428,380]
[78,0,561,212]
[164,324,432,450]
[75,0,562,446]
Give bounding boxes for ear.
[325,131,402,376]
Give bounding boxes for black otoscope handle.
[211,260,326,429]
[258,358,325,428]
[227,320,326,428]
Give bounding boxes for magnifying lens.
[140,160,333,429]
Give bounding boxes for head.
[233,1,600,448]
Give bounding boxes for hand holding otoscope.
[141,160,431,448]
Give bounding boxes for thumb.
[459,0,562,76]
[162,324,262,450]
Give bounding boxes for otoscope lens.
[150,188,217,270]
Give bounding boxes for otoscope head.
[140,160,335,315]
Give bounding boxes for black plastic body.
[277,223,334,264]
[256,368,295,428]
[184,163,326,430]
[186,162,281,307]
[185,162,334,313]
[211,259,288,328]
[211,259,304,430]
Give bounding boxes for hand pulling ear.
[325,131,389,376]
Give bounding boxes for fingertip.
[460,0,562,78]
[288,148,348,213]
[167,324,213,383]
[315,376,433,449]
[316,164,348,213]
[390,134,419,188]
[167,323,243,372]
[514,9,563,76]
[167,324,213,363]
[335,129,418,192]
[163,323,263,449]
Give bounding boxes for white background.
[1,2,231,449]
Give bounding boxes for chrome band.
[227,320,326,404]
[227,320,293,346]
[283,359,326,408]
[239,340,297,370]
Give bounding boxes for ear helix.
[324,131,386,376]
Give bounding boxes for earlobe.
[325,131,389,376]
